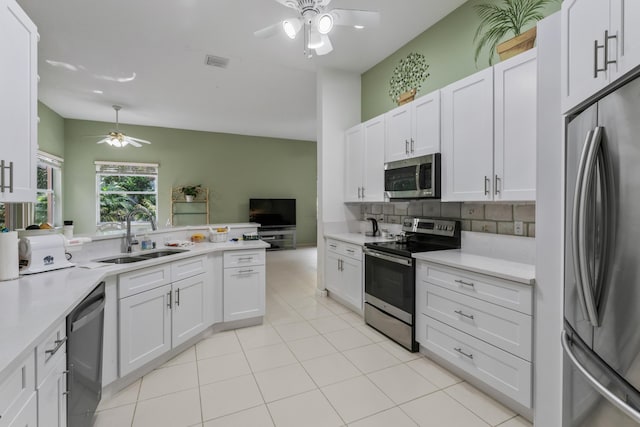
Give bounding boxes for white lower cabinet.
[118,255,211,377]
[416,260,533,408]
[0,353,36,427]
[223,249,266,322]
[324,239,363,312]
[35,321,67,427]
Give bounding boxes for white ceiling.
[17,0,466,142]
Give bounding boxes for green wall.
[38,101,65,157]
[361,0,560,121]
[63,119,317,244]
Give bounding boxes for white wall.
[316,68,361,290]
[534,12,564,427]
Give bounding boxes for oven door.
[364,248,414,323]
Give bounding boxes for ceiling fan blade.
[96,138,109,144]
[273,0,300,10]
[127,139,142,148]
[315,35,333,55]
[331,9,380,28]
[128,136,152,144]
[254,22,282,39]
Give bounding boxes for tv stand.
[258,226,296,250]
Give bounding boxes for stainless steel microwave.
[384,153,441,199]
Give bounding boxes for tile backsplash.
[359,201,535,238]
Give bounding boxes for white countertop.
[0,239,269,383]
[324,232,395,246]
[413,249,536,285]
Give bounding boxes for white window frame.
[95,161,159,226]
[33,151,63,226]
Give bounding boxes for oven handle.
[364,248,412,266]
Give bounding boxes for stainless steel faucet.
[125,206,157,253]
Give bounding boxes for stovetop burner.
[364,218,460,257]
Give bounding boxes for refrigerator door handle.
[572,128,596,325]
[562,330,640,424]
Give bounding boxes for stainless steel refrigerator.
[563,74,640,426]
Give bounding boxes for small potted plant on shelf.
[388,52,430,106]
[181,185,200,202]
[473,0,555,65]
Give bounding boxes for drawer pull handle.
[455,279,475,288]
[454,347,474,359]
[167,291,172,309]
[238,269,254,274]
[346,249,355,253]
[454,309,475,320]
[175,288,180,306]
[238,257,253,261]
[45,336,68,357]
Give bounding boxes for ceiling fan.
[96,105,151,148]
[255,0,380,57]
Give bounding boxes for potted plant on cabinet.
[181,185,200,202]
[388,52,430,106]
[473,0,555,65]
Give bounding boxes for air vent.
[205,55,230,69]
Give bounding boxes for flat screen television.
[249,198,296,228]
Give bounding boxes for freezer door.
[592,75,640,392]
[563,327,640,426]
[565,103,598,348]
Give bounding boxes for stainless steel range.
[364,217,460,351]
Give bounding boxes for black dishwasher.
[66,282,105,427]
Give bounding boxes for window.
[96,161,158,225]
[35,151,63,226]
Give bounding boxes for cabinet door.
[0,0,37,203]
[612,0,640,78]
[561,0,611,113]
[119,284,172,376]
[223,266,265,322]
[324,250,342,295]
[412,90,441,157]
[385,104,412,162]
[441,67,494,201]
[362,116,385,202]
[37,352,66,427]
[344,124,364,202]
[6,393,37,427]
[341,256,363,311]
[494,49,537,201]
[172,274,206,347]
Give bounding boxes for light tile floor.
[94,247,533,427]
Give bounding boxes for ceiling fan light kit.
[96,105,151,148]
[256,0,379,58]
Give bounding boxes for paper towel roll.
[0,231,19,281]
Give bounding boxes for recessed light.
[354,25,365,30]
[93,90,104,94]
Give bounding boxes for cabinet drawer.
[418,283,532,360]
[325,239,362,260]
[0,352,35,425]
[119,264,171,298]
[224,250,265,268]
[417,262,532,315]
[417,315,531,408]
[35,321,66,387]
[171,255,206,282]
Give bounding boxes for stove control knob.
[447,225,453,231]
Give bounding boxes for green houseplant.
[181,185,200,202]
[388,52,430,105]
[473,0,554,65]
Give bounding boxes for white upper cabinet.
[442,50,537,202]
[0,0,38,203]
[562,0,640,113]
[494,48,537,201]
[344,115,385,202]
[385,90,440,163]
[441,67,494,202]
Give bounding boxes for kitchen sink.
[138,249,189,258]
[98,256,149,264]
